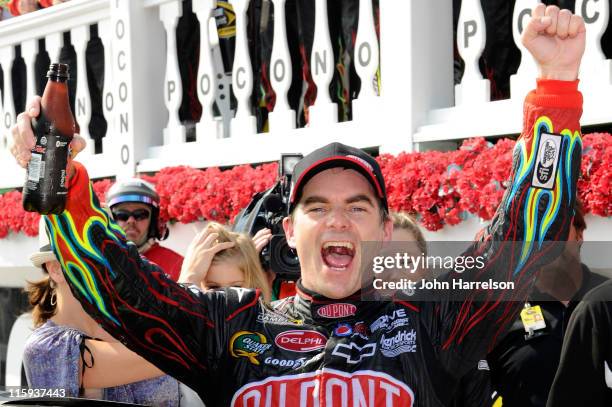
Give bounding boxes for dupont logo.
[231,369,414,406]
[275,330,327,352]
[317,303,357,319]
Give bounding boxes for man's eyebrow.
[346,194,376,206]
[301,196,330,206]
[301,194,375,206]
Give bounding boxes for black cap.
[289,142,388,213]
[47,63,70,80]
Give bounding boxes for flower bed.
[1,134,609,238]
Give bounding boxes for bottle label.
[25,112,71,197]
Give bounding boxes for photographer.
[10,5,585,405]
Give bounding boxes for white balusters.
[352,0,380,119]
[98,18,114,155]
[309,0,337,125]
[0,47,16,149]
[455,0,490,105]
[510,0,539,100]
[231,0,257,137]
[268,0,296,131]
[576,0,611,88]
[193,0,219,141]
[45,32,62,63]
[159,0,186,144]
[71,25,93,154]
[21,39,39,104]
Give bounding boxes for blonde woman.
[179,222,272,302]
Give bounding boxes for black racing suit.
[44,79,582,406]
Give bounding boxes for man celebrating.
[106,179,184,281]
[10,5,585,406]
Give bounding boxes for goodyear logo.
[230,331,272,365]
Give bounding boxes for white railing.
[0,0,611,190]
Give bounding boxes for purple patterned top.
[23,320,181,406]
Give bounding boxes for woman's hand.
[178,227,235,286]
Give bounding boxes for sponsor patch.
[230,331,272,365]
[370,309,410,333]
[257,312,303,325]
[332,342,376,364]
[263,356,307,370]
[531,132,561,189]
[316,303,357,319]
[477,359,490,371]
[380,329,417,357]
[333,323,353,337]
[231,368,414,406]
[274,330,327,352]
[353,322,370,339]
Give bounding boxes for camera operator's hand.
[179,228,235,286]
[10,96,86,177]
[252,228,272,254]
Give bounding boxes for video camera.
[233,154,303,280]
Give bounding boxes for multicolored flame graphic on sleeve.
[45,183,126,325]
[506,116,582,275]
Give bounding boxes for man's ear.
[282,216,296,249]
[575,226,584,245]
[383,218,393,243]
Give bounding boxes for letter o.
[121,144,129,164]
[273,59,285,82]
[119,82,128,102]
[115,19,125,39]
[200,74,210,95]
[358,42,371,67]
[105,92,114,111]
[4,113,11,128]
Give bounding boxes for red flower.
[0,134,609,237]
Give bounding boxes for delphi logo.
[274,330,327,352]
[532,132,561,190]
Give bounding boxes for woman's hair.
[205,222,272,302]
[391,212,427,256]
[26,271,56,327]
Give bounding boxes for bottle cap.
[47,63,70,80]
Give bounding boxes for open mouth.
[321,241,356,270]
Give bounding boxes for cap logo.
[346,155,374,173]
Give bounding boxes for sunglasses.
[112,209,151,222]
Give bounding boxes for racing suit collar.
[295,280,374,325]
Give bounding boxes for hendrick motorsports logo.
[370,309,410,333]
[230,331,272,365]
[231,368,415,406]
[380,329,417,357]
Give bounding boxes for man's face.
[112,202,152,246]
[283,168,392,299]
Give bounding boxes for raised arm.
[11,113,261,396]
[422,4,585,377]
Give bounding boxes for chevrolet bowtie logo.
[332,342,376,364]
